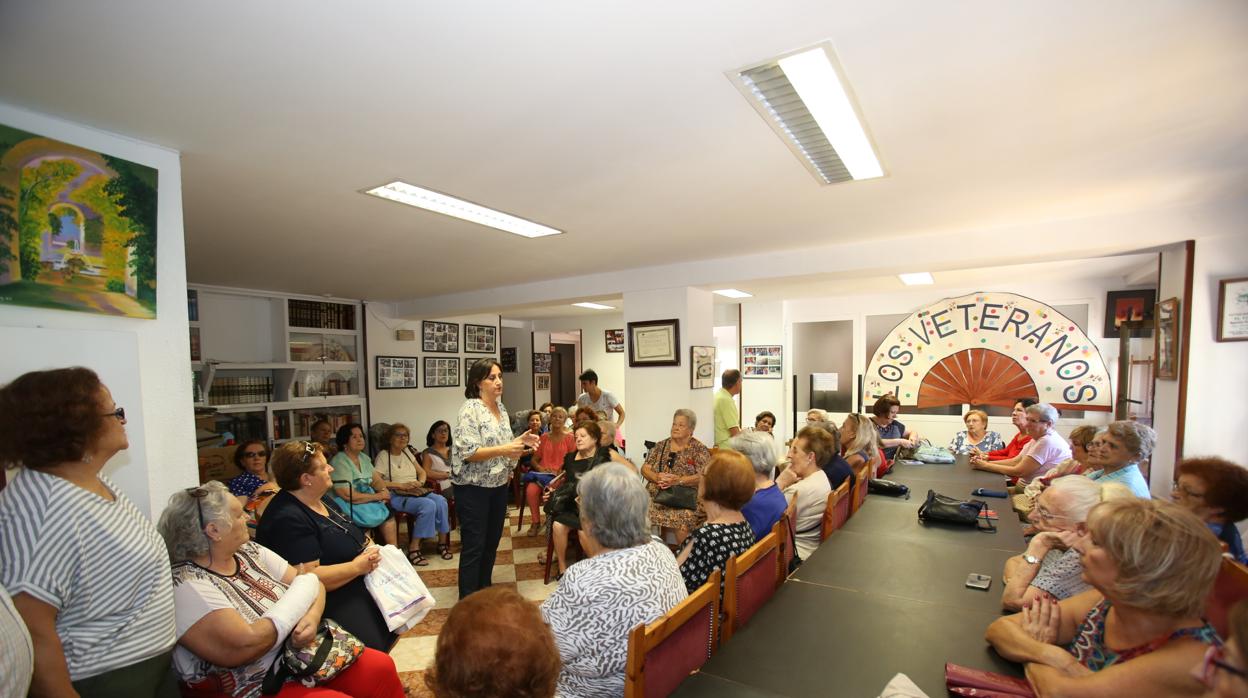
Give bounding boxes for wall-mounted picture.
[1103,290,1156,338]
[533,352,552,373]
[1155,298,1180,380]
[422,320,460,353]
[742,344,783,378]
[424,356,461,388]
[605,329,625,353]
[500,347,517,372]
[465,323,497,353]
[376,355,419,390]
[1217,277,1248,342]
[627,318,680,367]
[535,373,550,391]
[690,346,716,389]
[0,123,159,318]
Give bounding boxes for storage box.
[198,446,241,484]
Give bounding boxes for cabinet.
[189,285,368,445]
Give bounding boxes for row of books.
[288,299,356,330]
[208,377,274,406]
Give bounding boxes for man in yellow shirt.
[714,369,742,448]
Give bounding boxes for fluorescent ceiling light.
[364,181,563,239]
[898,272,934,286]
[572,302,615,310]
[777,47,883,181]
[713,289,753,299]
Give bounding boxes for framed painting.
[0,123,159,318]
[464,323,497,353]
[535,373,550,391]
[1103,290,1156,338]
[627,319,680,367]
[376,355,419,390]
[1217,277,1248,342]
[742,345,783,378]
[500,347,517,372]
[423,356,461,388]
[1154,298,1179,380]
[422,320,460,353]
[605,329,625,353]
[533,352,552,373]
[690,346,716,389]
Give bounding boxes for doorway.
[549,331,580,407]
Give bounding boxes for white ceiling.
[1,1,1245,304]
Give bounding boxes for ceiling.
[1,1,1245,304]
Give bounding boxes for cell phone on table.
[965,573,992,590]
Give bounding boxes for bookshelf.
[189,285,368,445]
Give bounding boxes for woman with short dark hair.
[870,394,919,461]
[329,423,397,546]
[375,423,452,566]
[1175,456,1248,564]
[542,420,633,576]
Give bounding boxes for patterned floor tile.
[400,608,450,638]
[514,561,548,582]
[516,578,557,602]
[417,568,459,589]
[391,634,438,673]
[398,671,434,698]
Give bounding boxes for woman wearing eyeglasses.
[375,422,452,566]
[1173,457,1248,565]
[1196,600,1248,698]
[228,440,279,536]
[0,367,177,696]
[158,481,404,697]
[255,441,393,652]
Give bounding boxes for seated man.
[1001,475,1133,611]
[777,426,833,561]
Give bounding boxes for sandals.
[438,543,454,560]
[407,547,429,567]
[526,523,541,537]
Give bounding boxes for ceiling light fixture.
[364,181,563,239]
[572,302,615,310]
[713,289,753,299]
[898,272,934,286]
[735,43,883,184]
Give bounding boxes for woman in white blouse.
[375,423,452,566]
[452,359,539,599]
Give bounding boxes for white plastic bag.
[364,544,435,632]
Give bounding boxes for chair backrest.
[820,480,852,541]
[1205,556,1248,637]
[776,512,795,585]
[624,569,720,698]
[876,447,890,478]
[851,462,871,515]
[722,530,780,643]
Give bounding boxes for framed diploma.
[1217,277,1248,342]
[627,319,680,367]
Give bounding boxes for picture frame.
[1217,276,1248,342]
[604,329,625,353]
[375,355,419,390]
[423,356,461,388]
[464,323,497,353]
[1154,298,1180,380]
[533,352,552,374]
[1102,290,1156,339]
[690,346,716,389]
[500,347,517,372]
[627,319,680,367]
[422,320,460,353]
[742,344,783,379]
[535,373,550,391]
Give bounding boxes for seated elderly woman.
[328,423,397,545]
[1001,476,1133,611]
[642,409,712,546]
[256,441,394,652]
[753,410,777,435]
[1084,420,1156,498]
[541,463,687,697]
[373,422,452,566]
[677,451,756,593]
[779,426,833,562]
[543,420,634,576]
[986,498,1223,697]
[1194,600,1248,698]
[426,586,560,698]
[971,403,1071,483]
[1012,424,1100,517]
[732,431,787,541]
[158,482,404,697]
[949,409,1005,454]
[841,413,883,477]
[1174,457,1248,564]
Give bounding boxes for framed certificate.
[627,319,680,367]
[1217,277,1248,342]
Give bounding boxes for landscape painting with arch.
[0,123,158,318]
[864,292,1113,413]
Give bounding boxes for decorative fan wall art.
[865,292,1112,412]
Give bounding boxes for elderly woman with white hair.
[158,481,404,697]
[971,403,1071,483]
[542,463,687,697]
[641,408,712,545]
[1001,475,1133,611]
[1085,420,1156,498]
[732,430,788,541]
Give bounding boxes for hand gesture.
[1021,596,1061,645]
[1055,528,1085,551]
[354,546,381,576]
[1026,531,1060,557]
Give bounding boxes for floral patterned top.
[644,437,711,530]
[451,397,515,488]
[1067,598,1221,671]
[680,521,755,594]
[948,430,1005,454]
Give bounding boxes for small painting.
[0,123,159,318]
[1103,290,1156,338]
[742,345,783,378]
[533,352,552,373]
[1217,277,1248,342]
[423,356,461,388]
[605,329,625,353]
[422,320,460,353]
[535,373,550,391]
[376,355,419,390]
[465,323,497,353]
[690,346,716,389]
[500,347,517,372]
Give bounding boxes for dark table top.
[840,493,1026,551]
[670,673,790,697]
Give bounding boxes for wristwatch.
[1023,554,1040,565]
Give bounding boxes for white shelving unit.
[189,284,368,445]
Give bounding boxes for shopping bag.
[364,545,435,632]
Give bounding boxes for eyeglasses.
[102,406,125,420]
[1198,644,1246,686]
[185,486,208,533]
[393,433,410,439]
[1034,508,1070,522]
[243,450,267,458]
[1172,483,1207,500]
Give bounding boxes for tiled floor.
[394,504,558,695]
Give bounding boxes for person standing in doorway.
[714,369,743,449]
[575,369,625,431]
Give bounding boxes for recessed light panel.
[713,289,753,299]
[365,181,563,239]
[898,272,934,286]
[572,302,615,310]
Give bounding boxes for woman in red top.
[974,398,1037,463]
[522,406,576,535]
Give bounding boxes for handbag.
[653,449,697,510]
[914,439,956,464]
[867,478,910,498]
[261,618,365,694]
[917,490,996,532]
[330,478,390,528]
[944,662,1034,697]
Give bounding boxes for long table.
[673,456,1025,697]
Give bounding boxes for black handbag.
[653,449,697,510]
[868,478,910,498]
[917,490,995,532]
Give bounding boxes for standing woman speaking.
[453,359,539,599]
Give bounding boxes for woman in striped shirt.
[0,367,177,697]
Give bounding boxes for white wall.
[741,301,787,439]
[0,101,196,517]
[500,325,533,411]
[533,312,626,410]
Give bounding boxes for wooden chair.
[722,530,781,643]
[1205,556,1248,637]
[820,480,852,541]
[779,499,798,581]
[624,569,721,698]
[851,462,871,515]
